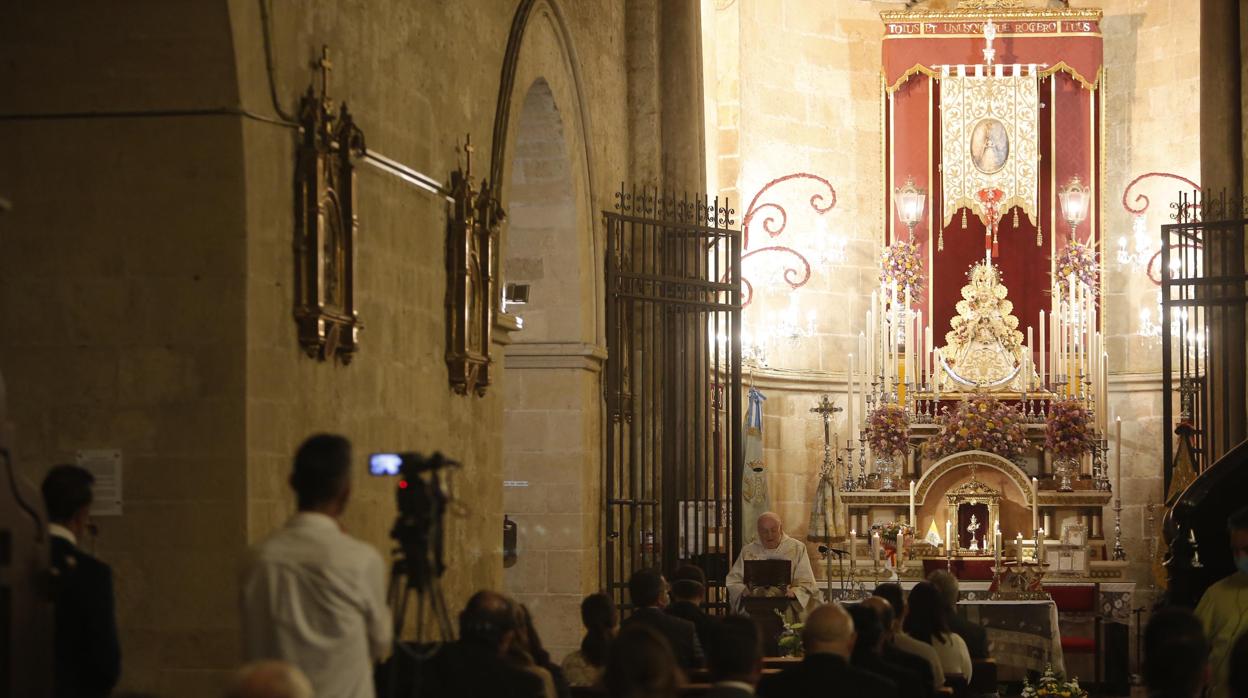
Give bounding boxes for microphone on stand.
[818,546,848,557]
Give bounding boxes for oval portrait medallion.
[969,118,1009,175]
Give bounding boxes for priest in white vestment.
[726,512,821,613]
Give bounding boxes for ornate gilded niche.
[445,138,504,396]
[294,47,366,364]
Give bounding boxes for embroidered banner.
[741,387,770,545]
[940,72,1040,230]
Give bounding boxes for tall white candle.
[925,326,934,388]
[1115,416,1123,493]
[1031,476,1039,534]
[1040,310,1046,388]
[1027,326,1034,390]
[909,480,916,526]
[847,353,855,433]
[850,529,857,567]
[946,519,953,551]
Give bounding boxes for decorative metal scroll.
[1121,172,1202,285]
[446,136,504,396]
[294,47,366,364]
[737,173,836,306]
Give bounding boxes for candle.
[872,531,881,565]
[1115,416,1123,493]
[850,529,857,567]
[848,353,855,436]
[1031,476,1039,534]
[909,481,916,526]
[925,326,934,388]
[1027,326,1034,390]
[1039,310,1046,388]
[1037,528,1046,564]
[1015,532,1024,562]
[945,519,953,552]
[994,525,1002,567]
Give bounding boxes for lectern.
[741,559,794,655]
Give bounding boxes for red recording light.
[399,480,408,489]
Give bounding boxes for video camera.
[369,452,459,591]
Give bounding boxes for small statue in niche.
[967,514,982,551]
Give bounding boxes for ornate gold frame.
[294,47,365,364]
[445,138,503,396]
[945,473,1002,544]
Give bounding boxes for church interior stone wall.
[0,0,683,693]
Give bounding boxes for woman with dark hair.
[602,624,682,698]
[562,592,619,687]
[509,603,571,698]
[903,581,973,681]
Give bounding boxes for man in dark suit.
[666,564,717,653]
[411,590,545,698]
[928,570,989,659]
[41,464,121,698]
[863,596,935,698]
[622,568,703,669]
[757,603,899,698]
[848,603,928,698]
[704,616,764,698]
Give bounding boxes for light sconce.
[1058,176,1089,237]
[894,176,927,239]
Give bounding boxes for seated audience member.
[1229,631,1248,698]
[510,603,570,698]
[562,592,617,687]
[418,590,545,698]
[848,604,926,698]
[874,583,945,690]
[225,661,313,698]
[1195,505,1248,698]
[667,563,717,652]
[903,581,972,682]
[927,570,989,659]
[603,624,682,698]
[621,568,703,669]
[704,616,764,698]
[1145,607,1210,698]
[240,434,391,698]
[757,603,899,698]
[862,596,934,698]
[42,464,121,698]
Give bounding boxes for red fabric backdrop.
[882,11,1103,372]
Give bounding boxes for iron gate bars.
[1161,190,1248,490]
[603,185,742,614]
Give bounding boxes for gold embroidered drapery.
[940,72,1040,228]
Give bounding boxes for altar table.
[826,589,1064,679]
[955,599,1064,679]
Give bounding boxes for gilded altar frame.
[945,476,1002,546]
[293,51,366,364]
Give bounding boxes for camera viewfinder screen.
[369,453,403,476]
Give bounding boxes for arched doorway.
[500,77,601,658]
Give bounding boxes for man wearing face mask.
[1195,505,1248,698]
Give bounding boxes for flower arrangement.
[775,613,804,657]
[869,521,915,541]
[867,405,911,457]
[1021,664,1087,698]
[1055,240,1099,295]
[1045,399,1096,458]
[880,239,926,302]
[924,394,1029,461]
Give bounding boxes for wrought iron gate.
[603,186,742,612]
[1161,190,1248,488]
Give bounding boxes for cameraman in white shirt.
[240,434,392,698]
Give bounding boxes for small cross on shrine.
[317,45,333,99]
[461,133,475,177]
